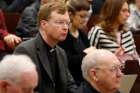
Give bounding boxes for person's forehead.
[121,2,128,9]
[50,11,68,17]
[49,11,70,21]
[75,10,89,15]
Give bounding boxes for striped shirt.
[88,26,136,54]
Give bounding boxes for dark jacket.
[16,2,39,38]
[59,30,89,85]
[77,81,121,93]
[14,33,77,93]
[76,81,100,93]
[7,0,35,12]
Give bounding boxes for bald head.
[81,49,120,80]
[81,49,123,93]
[0,54,37,84]
[0,54,38,93]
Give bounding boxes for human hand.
[4,34,22,49]
[115,47,124,57]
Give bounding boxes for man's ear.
[89,68,98,81]
[40,20,48,28]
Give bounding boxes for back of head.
[38,0,68,25]
[81,49,116,80]
[0,54,36,84]
[66,0,90,14]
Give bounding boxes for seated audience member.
[0,54,38,93]
[88,0,139,62]
[16,1,39,39]
[59,0,90,86]
[16,0,54,39]
[127,0,140,32]
[0,9,22,60]
[77,49,123,93]
[6,0,36,13]
[79,0,93,34]
[14,1,77,93]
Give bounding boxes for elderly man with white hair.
[77,49,123,93]
[0,54,38,93]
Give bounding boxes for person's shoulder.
[56,45,68,57]
[92,25,103,31]
[14,38,36,56]
[56,45,65,52]
[123,30,132,34]
[89,26,103,34]
[17,38,35,49]
[22,3,37,15]
[122,30,134,39]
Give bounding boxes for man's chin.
[59,38,66,42]
[111,86,120,93]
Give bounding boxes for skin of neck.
[40,30,57,48]
[70,23,78,32]
[112,22,120,32]
[69,23,79,38]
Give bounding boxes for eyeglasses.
[48,20,70,26]
[95,64,125,73]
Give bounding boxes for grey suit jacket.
[14,33,77,93]
[16,2,39,38]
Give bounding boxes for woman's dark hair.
[66,0,90,15]
[99,0,128,37]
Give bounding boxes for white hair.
[81,49,115,80]
[0,54,36,84]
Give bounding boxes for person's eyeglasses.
[49,20,70,26]
[109,65,124,73]
[95,64,125,73]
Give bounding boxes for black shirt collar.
[45,42,56,53]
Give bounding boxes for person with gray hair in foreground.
[77,49,123,93]
[0,54,38,93]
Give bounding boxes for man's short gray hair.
[81,49,114,80]
[0,54,36,84]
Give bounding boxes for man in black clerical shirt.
[14,1,77,93]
